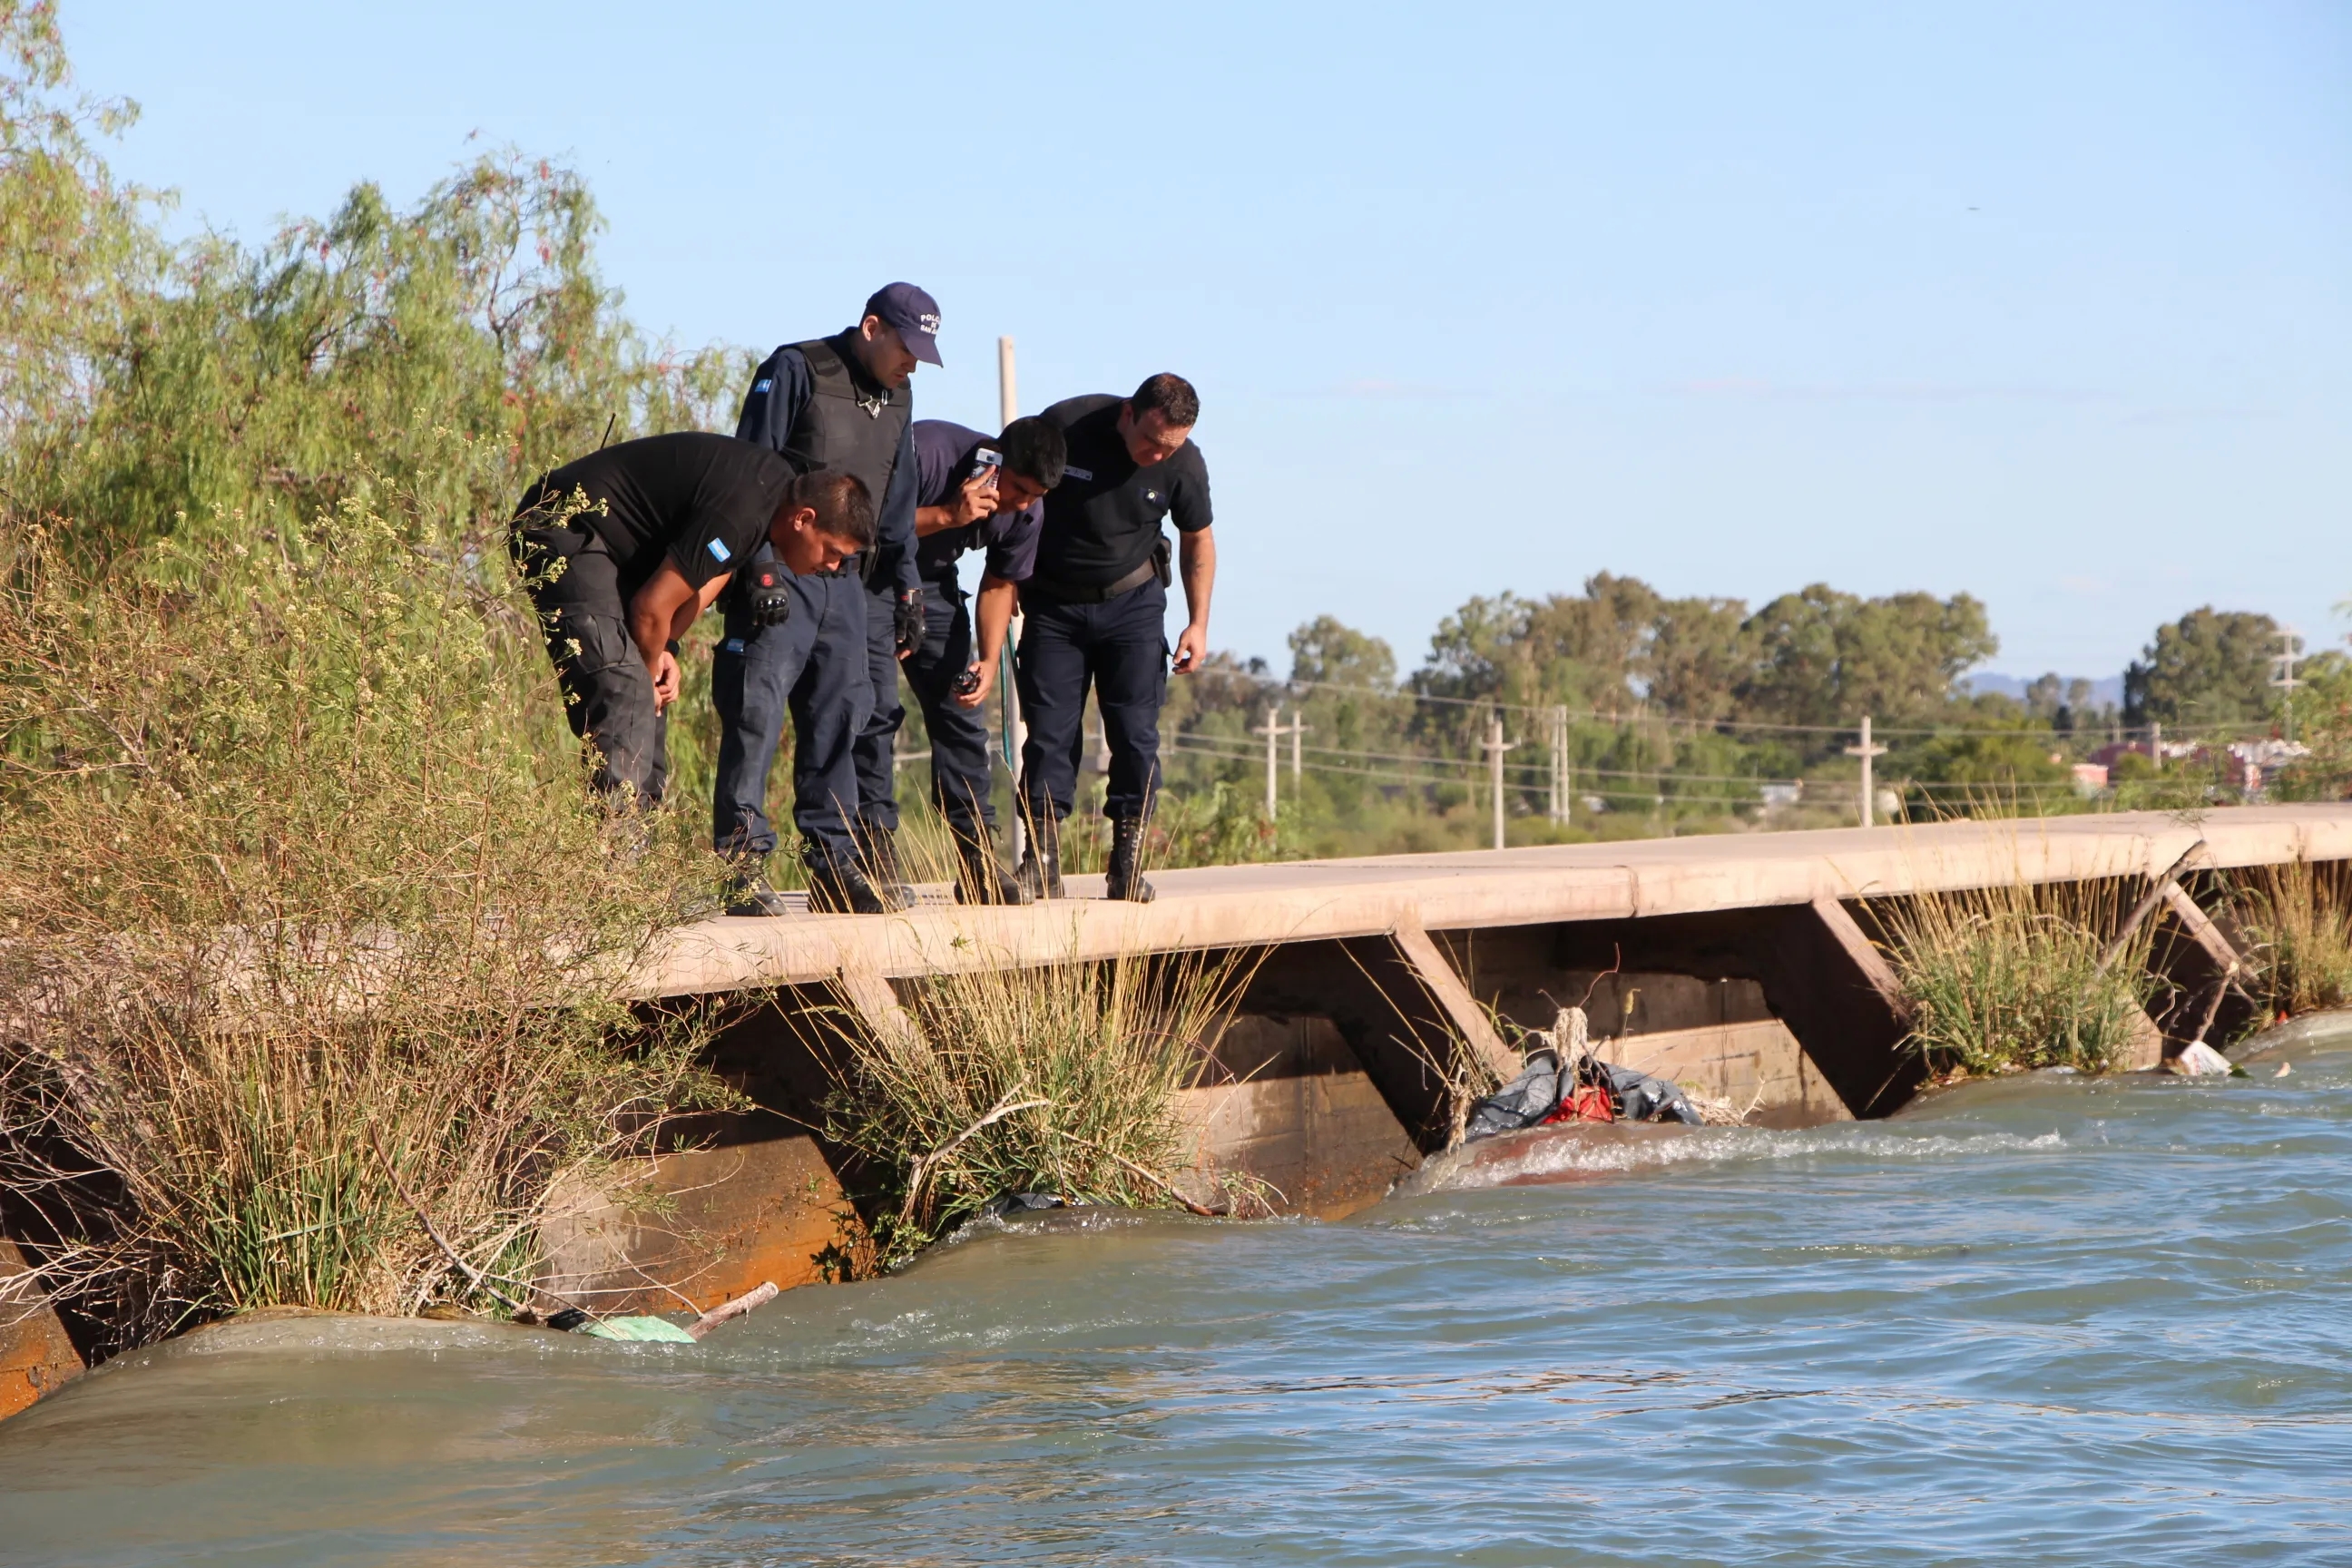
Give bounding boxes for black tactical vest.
[783,335,909,580]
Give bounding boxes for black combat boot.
[953,820,1031,906]
[1014,813,1064,901]
[858,820,917,908]
[1104,815,1155,904]
[803,841,906,916]
[721,856,795,917]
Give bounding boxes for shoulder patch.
[752,378,774,394]
[1063,465,1093,482]
[707,537,733,564]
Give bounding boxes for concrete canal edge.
[5,806,2348,1418]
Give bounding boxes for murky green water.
[5,1034,2348,1567]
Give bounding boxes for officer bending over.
[722,284,937,916]
[510,432,875,814]
[1015,374,1214,903]
[879,415,1066,903]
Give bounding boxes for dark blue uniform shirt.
[733,344,921,595]
[910,419,1043,586]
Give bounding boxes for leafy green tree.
[1738,584,1995,729]
[1289,614,1395,691]
[0,0,165,466]
[1899,724,2073,817]
[2122,607,2280,730]
[1643,593,1750,721]
[30,157,743,565]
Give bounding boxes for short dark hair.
[780,469,875,549]
[996,416,1067,489]
[1128,373,1200,427]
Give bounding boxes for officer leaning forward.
[1015,374,1214,903]
[879,415,1068,903]
[720,284,937,916]
[509,432,876,810]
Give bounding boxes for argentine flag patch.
[752,378,774,394]
[707,537,732,564]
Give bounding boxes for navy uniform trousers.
[1014,577,1169,825]
[710,559,871,862]
[848,581,912,839]
[855,573,1000,837]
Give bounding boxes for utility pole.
[2273,626,2305,744]
[997,336,1027,863]
[2151,720,2162,771]
[1257,705,1282,821]
[1548,705,1569,824]
[1484,710,1516,852]
[1289,708,1308,783]
[1845,715,1887,828]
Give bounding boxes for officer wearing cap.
[1014,374,1213,903]
[509,434,876,814]
[718,283,937,916]
[861,416,1065,903]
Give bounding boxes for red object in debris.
[1544,1084,1616,1124]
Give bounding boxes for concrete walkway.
[637,803,2352,996]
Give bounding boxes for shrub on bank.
[2230,858,2352,1019]
[1878,877,2156,1077]
[823,946,1250,1264]
[0,463,734,1349]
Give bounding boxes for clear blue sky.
[63,0,2352,683]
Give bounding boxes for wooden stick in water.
[687,1280,779,1340]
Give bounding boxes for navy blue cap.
[864,282,942,367]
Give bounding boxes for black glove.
[893,587,926,656]
[746,563,790,628]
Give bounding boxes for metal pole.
[2151,720,2162,770]
[996,335,1027,863]
[1290,709,1306,783]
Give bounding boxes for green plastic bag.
[580,1314,696,1343]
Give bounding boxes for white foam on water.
[1413,1124,2069,1193]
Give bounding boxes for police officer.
[1015,374,1214,903]
[720,284,937,916]
[510,433,876,814]
[869,415,1067,903]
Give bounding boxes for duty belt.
[1023,556,1159,604]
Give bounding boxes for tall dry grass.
[2228,858,2352,1018]
[1877,876,2156,1077]
[0,449,735,1348]
[822,942,1252,1263]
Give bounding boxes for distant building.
[2229,739,2310,796]
[2072,763,2108,795]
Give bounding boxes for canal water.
[5,1034,2347,1566]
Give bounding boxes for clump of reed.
[2227,858,2352,1018]
[0,455,734,1350]
[1877,876,2156,1078]
[821,942,1251,1264]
